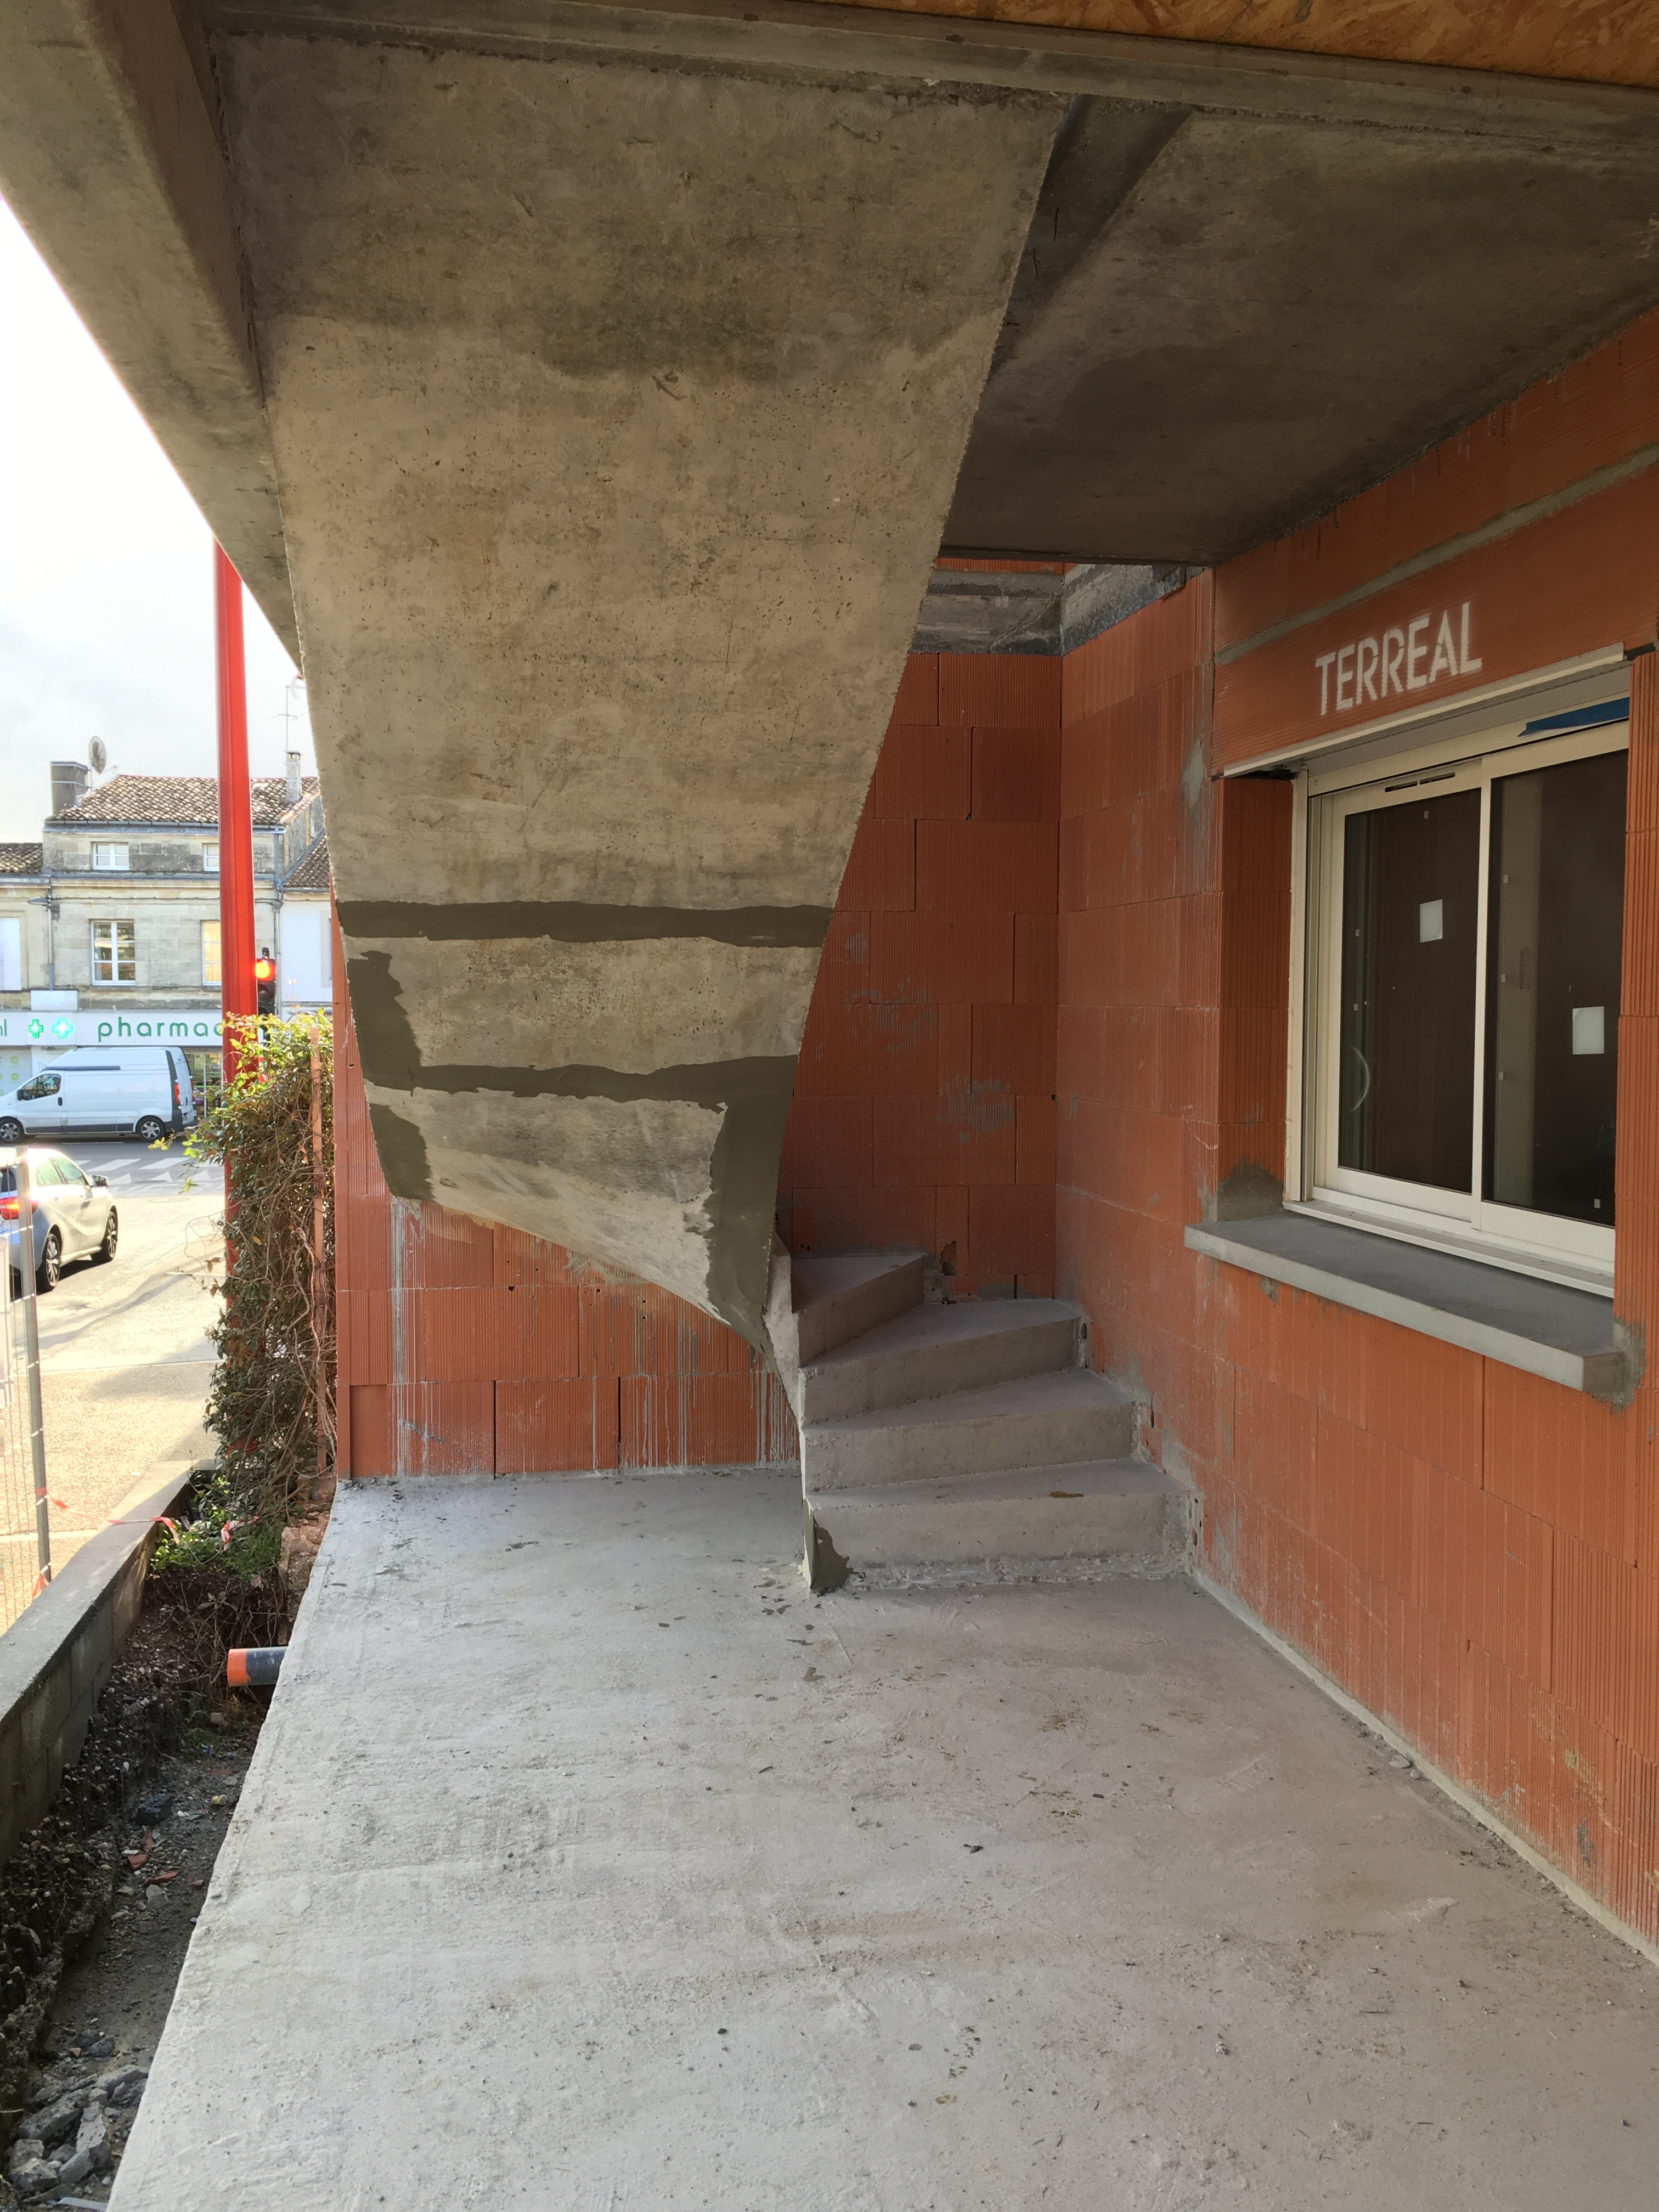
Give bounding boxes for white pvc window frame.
[1285,690,1630,1292]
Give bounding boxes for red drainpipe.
[215,544,258,1084]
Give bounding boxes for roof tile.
[47,773,319,828]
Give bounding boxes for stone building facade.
[0,763,331,1094]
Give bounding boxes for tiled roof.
[284,835,331,893]
[47,773,319,828]
[0,843,44,876]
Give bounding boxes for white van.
[0,1045,197,1144]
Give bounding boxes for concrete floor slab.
[112,1471,1657,2211]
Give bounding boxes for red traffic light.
[253,957,276,983]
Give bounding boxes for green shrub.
[184,1016,334,1526]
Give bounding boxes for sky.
[0,197,313,842]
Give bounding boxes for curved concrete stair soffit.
[213,36,1060,1347]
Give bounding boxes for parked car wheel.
[35,1228,61,1294]
[97,1210,119,1263]
[0,1118,22,1144]
[134,1115,167,1143]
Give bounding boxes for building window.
[0,916,20,992]
[1299,703,1627,1283]
[91,842,129,872]
[91,919,137,985]
[201,919,222,987]
[202,843,219,873]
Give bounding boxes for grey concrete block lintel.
[1186,1214,1627,1401]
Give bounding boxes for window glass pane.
[1339,788,1481,1191]
[201,920,222,987]
[1485,747,1625,1224]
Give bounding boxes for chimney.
[49,761,88,817]
[285,751,303,805]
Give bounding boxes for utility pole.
[215,545,258,1084]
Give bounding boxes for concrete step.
[791,1251,927,1365]
[803,1368,1137,1493]
[799,1297,1083,1424]
[805,1458,1188,1584]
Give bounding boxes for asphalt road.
[18,1138,224,1583]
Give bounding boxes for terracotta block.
[1178,891,1224,1009]
[939,653,1061,731]
[391,1381,494,1476]
[1483,1368,1634,1557]
[967,1182,1054,1282]
[1158,1005,1220,1122]
[1218,1001,1288,1131]
[973,725,1060,822]
[869,724,970,820]
[837,812,915,912]
[402,1205,496,1290]
[1614,1014,1659,1329]
[1059,901,1179,1010]
[870,911,1014,1005]
[780,1094,874,1192]
[337,1195,391,1293]
[973,1001,1056,1096]
[1229,1367,1318,1532]
[346,1384,390,1478]
[891,653,939,726]
[620,1374,797,1469]
[874,1090,1016,1189]
[791,1183,937,1256]
[1084,1005,1163,1116]
[493,1227,581,1291]
[794,992,940,1098]
[1220,775,1294,894]
[915,820,1058,913]
[1017,1096,1057,1186]
[1013,912,1058,1006]
[1414,1468,1553,1685]
[1362,1319,1483,1480]
[936,1002,973,1088]
[418,1286,533,1383]
[524,1288,584,1377]
[1628,649,1659,836]
[337,1288,391,1389]
[1553,1534,1659,1748]
[1219,890,1291,1012]
[1060,709,1113,821]
[495,1379,620,1473]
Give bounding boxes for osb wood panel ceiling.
[809,0,1659,92]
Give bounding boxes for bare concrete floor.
[112,1471,1657,2211]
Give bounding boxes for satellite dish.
[88,737,107,775]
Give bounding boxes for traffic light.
[254,950,277,1017]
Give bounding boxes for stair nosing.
[804,1367,1133,1436]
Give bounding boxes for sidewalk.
[111,1470,1657,2211]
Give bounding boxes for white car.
[1,1146,119,1295]
[0,1045,196,1146]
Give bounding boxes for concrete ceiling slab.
[947,96,1659,563]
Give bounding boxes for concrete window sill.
[1184,1212,1630,1401]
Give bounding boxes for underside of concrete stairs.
[780,1251,1187,1589]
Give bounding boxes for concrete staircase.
[769,1249,1188,1590]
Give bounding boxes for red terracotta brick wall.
[1058,319,1659,1948]
[333,974,797,1479]
[780,651,1060,1297]
[1054,578,1223,1470]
